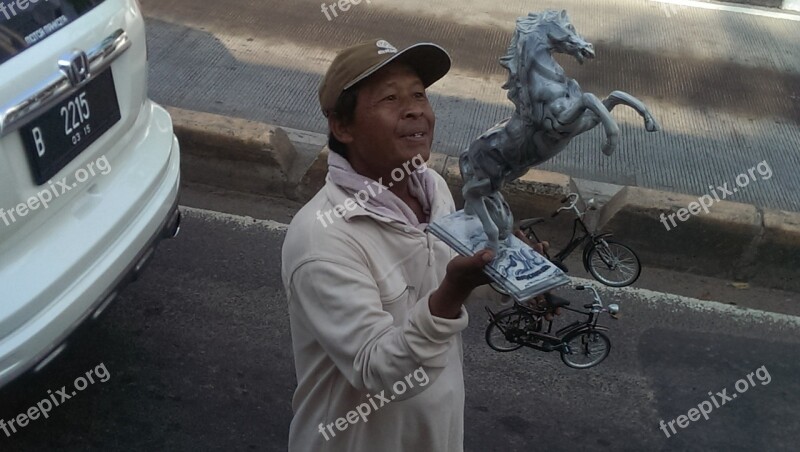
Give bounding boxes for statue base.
[427,210,570,302]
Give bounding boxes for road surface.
[1,186,797,451]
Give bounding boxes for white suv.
[0,0,180,387]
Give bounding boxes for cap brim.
[343,42,451,91]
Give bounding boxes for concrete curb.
[167,107,298,198]
[705,0,799,12]
[168,108,800,292]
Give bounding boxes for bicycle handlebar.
[553,193,580,218]
[573,284,604,308]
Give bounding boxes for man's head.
[319,39,450,178]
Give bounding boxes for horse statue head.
[500,10,595,116]
[541,10,596,64]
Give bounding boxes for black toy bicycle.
[485,285,620,369]
[519,192,641,287]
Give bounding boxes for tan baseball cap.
[318,38,451,117]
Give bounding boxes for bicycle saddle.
[519,217,545,229]
[544,294,571,308]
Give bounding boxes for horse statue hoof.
[645,116,661,132]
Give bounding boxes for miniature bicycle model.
[519,192,641,287]
[485,285,620,369]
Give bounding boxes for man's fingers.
[446,248,495,286]
[469,250,495,286]
[514,230,550,255]
[474,248,495,265]
[514,230,535,248]
[541,241,550,254]
[452,249,494,269]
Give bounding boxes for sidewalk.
[141,0,800,212]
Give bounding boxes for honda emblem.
[59,51,91,87]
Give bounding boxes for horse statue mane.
[499,11,552,114]
[458,9,660,251]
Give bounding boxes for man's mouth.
[401,131,428,141]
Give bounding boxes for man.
[282,38,541,451]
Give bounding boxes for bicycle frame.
[516,304,608,352]
[551,217,591,262]
[485,286,613,353]
[523,193,615,272]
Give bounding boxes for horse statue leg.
[578,93,621,156]
[548,92,622,156]
[460,153,503,251]
[602,91,661,132]
[485,191,513,244]
[461,177,502,251]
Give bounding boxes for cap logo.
[376,40,398,55]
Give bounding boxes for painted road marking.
[651,0,800,21]
[181,206,289,231]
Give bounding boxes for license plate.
[20,69,121,185]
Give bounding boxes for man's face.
[333,63,434,177]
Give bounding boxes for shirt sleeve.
[287,258,468,398]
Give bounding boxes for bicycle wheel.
[485,310,538,352]
[585,239,641,287]
[560,330,611,369]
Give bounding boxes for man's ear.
[329,117,354,145]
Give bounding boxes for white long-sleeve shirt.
[281,168,472,452]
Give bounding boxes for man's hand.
[443,249,494,289]
[429,249,494,319]
[514,230,549,256]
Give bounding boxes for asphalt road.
[1,200,798,451]
[141,0,800,211]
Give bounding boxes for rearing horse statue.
[459,10,660,250]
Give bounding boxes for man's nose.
[402,98,424,118]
